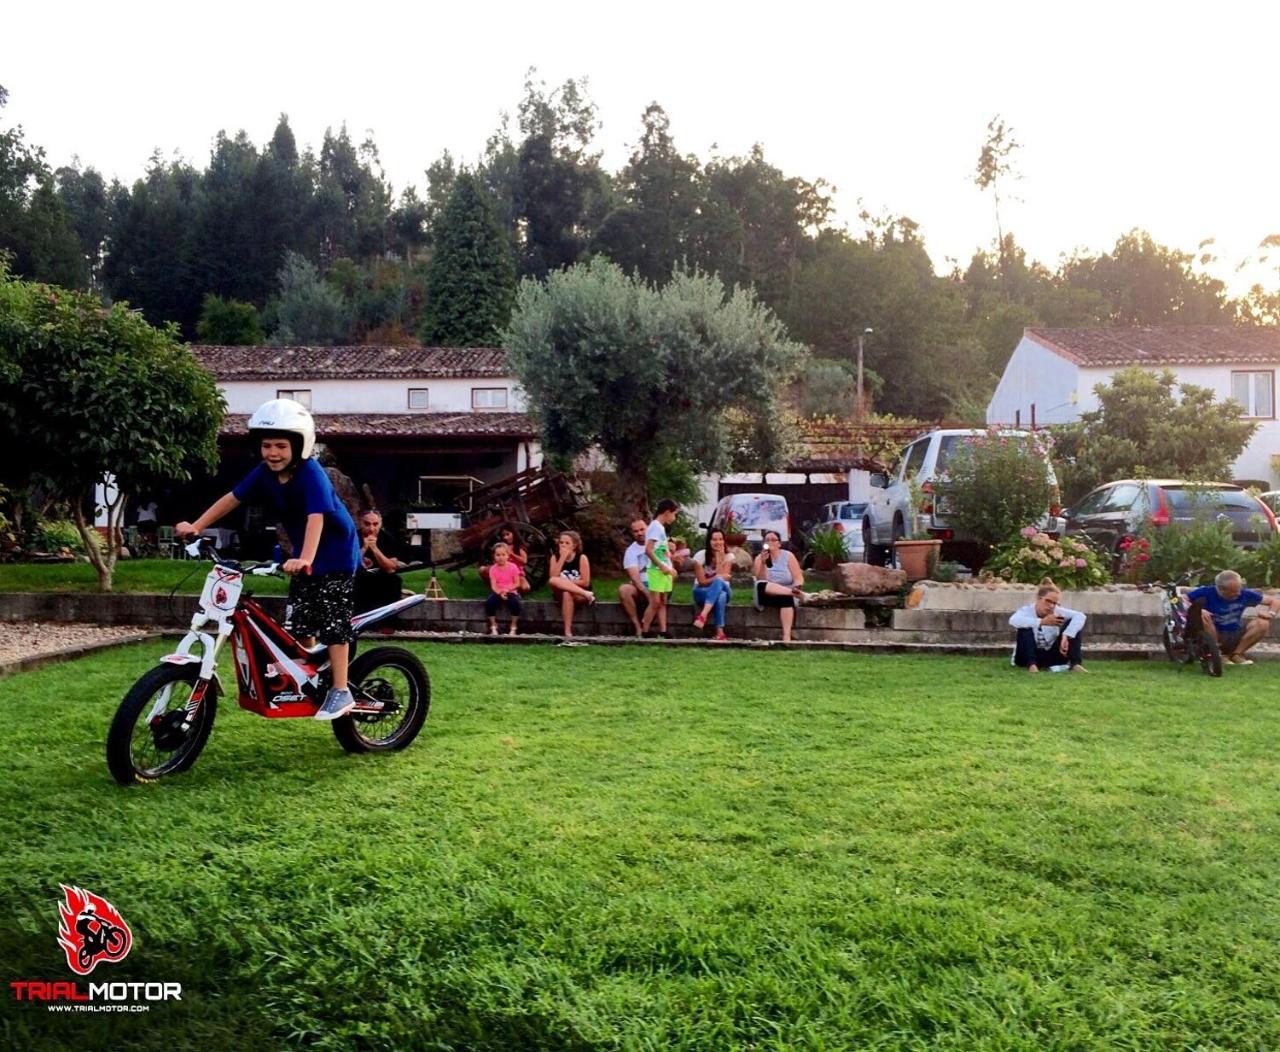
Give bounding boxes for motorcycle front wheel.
[106,663,219,786]
[1196,635,1223,677]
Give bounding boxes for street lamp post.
[856,327,873,419]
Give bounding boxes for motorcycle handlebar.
[186,537,282,576]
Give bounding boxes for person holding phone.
[752,530,804,643]
[1009,577,1087,673]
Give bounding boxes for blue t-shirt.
[1187,585,1265,633]
[232,459,359,575]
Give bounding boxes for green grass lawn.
[0,562,824,604]
[3,645,1280,1050]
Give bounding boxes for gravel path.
[0,621,155,667]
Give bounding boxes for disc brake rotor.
[150,709,193,751]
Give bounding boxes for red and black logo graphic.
[56,885,132,976]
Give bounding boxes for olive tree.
[504,258,804,512]
[0,267,224,589]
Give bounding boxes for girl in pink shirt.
[485,543,523,635]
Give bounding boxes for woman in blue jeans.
[692,527,734,641]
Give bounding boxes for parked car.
[1259,491,1280,516]
[805,501,867,560]
[862,429,1063,568]
[702,492,791,554]
[1063,480,1279,566]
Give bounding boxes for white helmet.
[247,399,316,462]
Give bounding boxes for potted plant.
[722,512,747,548]
[893,479,942,581]
[806,524,849,572]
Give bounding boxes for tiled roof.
[789,420,936,472]
[191,345,510,380]
[221,412,536,440]
[1026,326,1280,367]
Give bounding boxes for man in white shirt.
[618,518,651,636]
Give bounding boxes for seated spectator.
[549,530,594,638]
[669,535,693,573]
[480,522,530,593]
[692,527,734,641]
[1009,577,1087,673]
[1189,569,1280,666]
[618,518,651,636]
[752,530,804,643]
[135,499,159,551]
[484,542,522,636]
[353,508,406,614]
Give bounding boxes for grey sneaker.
[315,687,355,721]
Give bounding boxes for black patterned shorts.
[286,572,356,646]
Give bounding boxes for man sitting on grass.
[1190,570,1280,666]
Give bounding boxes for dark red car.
[1063,480,1278,566]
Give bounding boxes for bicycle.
[107,539,431,785]
[1146,569,1223,677]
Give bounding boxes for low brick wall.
[908,581,1164,616]
[0,592,866,642]
[0,589,1189,647]
[892,608,1162,645]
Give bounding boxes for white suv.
[862,429,1062,567]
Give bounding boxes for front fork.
[149,623,229,725]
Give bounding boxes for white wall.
[220,376,526,414]
[1076,363,1279,485]
[987,335,1080,426]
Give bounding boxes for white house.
[987,326,1280,486]
[154,345,542,553]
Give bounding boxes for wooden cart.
[431,466,589,590]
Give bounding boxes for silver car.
[863,428,1063,567]
[811,501,867,559]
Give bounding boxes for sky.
[5,0,1278,295]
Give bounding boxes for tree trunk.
[73,489,123,593]
[615,460,650,520]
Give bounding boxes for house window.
[471,387,508,410]
[1231,371,1274,418]
[276,389,312,409]
[407,388,429,410]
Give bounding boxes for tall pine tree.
[419,172,516,346]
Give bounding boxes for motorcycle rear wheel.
[331,647,430,754]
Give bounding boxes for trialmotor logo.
[9,885,182,1012]
[56,884,132,976]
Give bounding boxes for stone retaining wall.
[0,592,864,642]
[0,590,1173,646]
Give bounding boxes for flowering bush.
[1138,520,1246,587]
[984,527,1111,589]
[1115,535,1151,583]
[936,428,1057,550]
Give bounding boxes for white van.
[702,493,791,553]
[862,429,1062,566]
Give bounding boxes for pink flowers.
[1075,558,1087,568]
[1021,526,1038,538]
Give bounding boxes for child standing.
[485,542,522,636]
[640,499,679,637]
[176,399,360,720]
